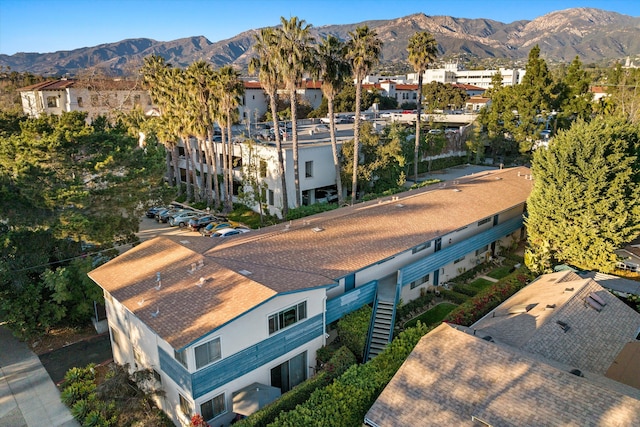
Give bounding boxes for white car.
[210,227,250,238]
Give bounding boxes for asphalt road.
[38,333,112,384]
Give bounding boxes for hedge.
[336,305,372,362]
[270,324,431,427]
[236,346,356,427]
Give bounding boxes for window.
[91,95,99,106]
[174,349,188,369]
[475,245,489,256]
[77,97,83,107]
[412,242,431,254]
[133,347,142,368]
[195,338,221,369]
[260,160,267,178]
[46,96,58,108]
[478,217,491,226]
[201,393,226,421]
[152,369,162,384]
[454,256,466,264]
[268,189,274,206]
[110,327,121,349]
[133,94,141,106]
[410,274,430,290]
[179,394,192,417]
[268,302,307,335]
[305,161,313,178]
[271,351,307,393]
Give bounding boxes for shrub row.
[452,284,478,297]
[270,323,431,426]
[336,305,372,362]
[444,267,533,326]
[437,289,468,304]
[395,292,435,320]
[236,346,356,427]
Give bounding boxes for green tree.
[525,116,640,273]
[275,16,315,208]
[556,56,593,130]
[407,31,438,183]
[346,26,382,203]
[250,27,289,217]
[315,35,351,205]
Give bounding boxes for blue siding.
[326,280,377,324]
[158,346,192,393]
[191,314,323,399]
[401,216,524,285]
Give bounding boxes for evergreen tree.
[525,116,640,273]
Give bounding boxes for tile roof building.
[365,271,640,427]
[89,166,533,426]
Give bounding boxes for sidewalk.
[0,325,79,427]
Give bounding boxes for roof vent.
[589,292,606,306]
[239,269,252,276]
[556,320,570,333]
[453,188,461,192]
[545,304,556,310]
[569,369,584,377]
[396,203,404,208]
[151,307,160,318]
[197,277,208,287]
[585,296,603,312]
[312,227,324,233]
[155,272,162,290]
[564,287,574,293]
[180,239,191,244]
[481,335,494,342]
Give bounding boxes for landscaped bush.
[236,346,356,427]
[271,323,432,427]
[404,303,457,329]
[336,305,372,362]
[60,363,171,427]
[285,203,338,220]
[445,267,533,326]
[438,289,468,304]
[395,292,435,321]
[452,284,478,297]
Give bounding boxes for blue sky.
[1,0,639,55]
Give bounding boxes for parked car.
[210,227,250,238]
[158,208,192,223]
[169,211,202,227]
[187,215,217,231]
[200,221,240,236]
[315,189,339,204]
[146,206,167,218]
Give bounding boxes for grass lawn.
[487,265,513,280]
[468,277,494,291]
[404,303,457,329]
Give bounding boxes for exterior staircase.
[365,299,396,361]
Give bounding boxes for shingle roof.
[471,271,640,376]
[18,78,142,91]
[365,323,640,427]
[90,166,532,349]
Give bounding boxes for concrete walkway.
[0,326,79,427]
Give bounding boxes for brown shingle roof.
[90,167,533,349]
[365,323,640,427]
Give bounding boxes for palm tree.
[215,65,244,212]
[275,16,314,208]
[250,27,289,218]
[407,31,438,183]
[346,26,382,203]
[315,35,351,206]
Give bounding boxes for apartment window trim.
[46,96,59,108]
[268,301,307,335]
[179,394,192,417]
[454,256,466,264]
[194,337,222,370]
[412,242,431,254]
[410,274,430,290]
[475,245,489,256]
[200,392,227,422]
[305,161,313,178]
[478,217,491,227]
[174,349,188,369]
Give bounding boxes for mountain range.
[2,7,639,77]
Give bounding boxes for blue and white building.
[88,166,533,426]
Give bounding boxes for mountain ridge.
[2,7,639,76]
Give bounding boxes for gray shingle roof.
[365,323,640,427]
